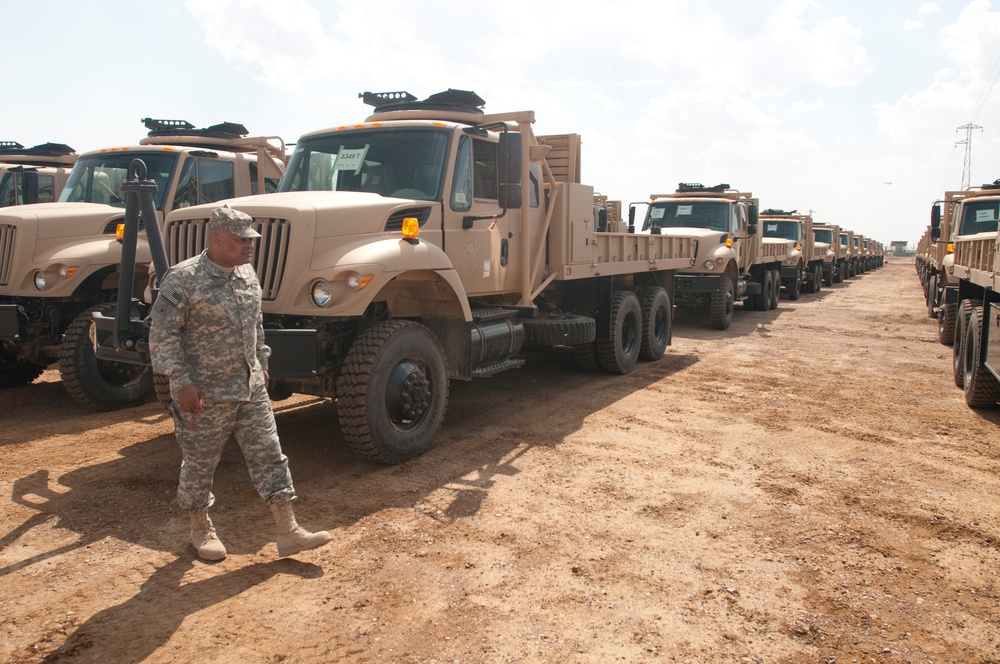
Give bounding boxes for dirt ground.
[2,259,999,663]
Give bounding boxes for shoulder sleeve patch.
[159,285,184,307]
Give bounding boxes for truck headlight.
[33,271,47,291]
[346,272,373,291]
[704,260,715,270]
[310,280,332,307]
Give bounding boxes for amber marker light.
[401,217,420,239]
[116,223,125,240]
[947,243,954,253]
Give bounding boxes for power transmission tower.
[956,123,983,189]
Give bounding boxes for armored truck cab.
[95,89,700,464]
[0,142,77,207]
[0,119,286,405]
[634,183,789,330]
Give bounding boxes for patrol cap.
[209,205,260,238]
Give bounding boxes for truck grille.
[165,217,290,300]
[0,225,14,287]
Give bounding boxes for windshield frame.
[59,151,179,210]
[761,219,801,242]
[279,126,452,202]
[813,228,834,244]
[643,200,731,233]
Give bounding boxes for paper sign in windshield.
[334,146,369,174]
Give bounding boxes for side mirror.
[597,207,608,232]
[748,202,759,226]
[747,223,757,236]
[23,170,40,204]
[497,131,522,186]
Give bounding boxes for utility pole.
[956,123,983,189]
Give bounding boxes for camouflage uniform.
[150,247,295,513]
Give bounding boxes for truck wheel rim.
[384,359,432,431]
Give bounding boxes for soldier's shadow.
[40,555,323,663]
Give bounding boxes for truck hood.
[0,202,127,240]
[167,191,431,240]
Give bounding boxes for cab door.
[444,134,511,296]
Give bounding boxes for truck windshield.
[762,220,800,241]
[279,127,450,201]
[60,153,177,210]
[840,234,849,247]
[958,200,1000,236]
[644,201,729,232]
[813,228,833,244]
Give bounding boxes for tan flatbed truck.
[925,191,965,343]
[94,89,699,464]
[759,209,826,298]
[0,119,286,405]
[932,179,1000,407]
[0,142,77,207]
[812,222,844,285]
[631,183,791,329]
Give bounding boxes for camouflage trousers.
[172,383,295,512]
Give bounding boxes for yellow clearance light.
[796,243,802,251]
[725,237,733,248]
[116,223,125,240]
[353,124,365,129]
[401,217,420,239]
[947,243,954,253]
[370,122,383,127]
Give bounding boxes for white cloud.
[919,3,940,14]
[903,20,923,31]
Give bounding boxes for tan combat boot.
[190,510,227,560]
[270,501,332,557]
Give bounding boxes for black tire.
[597,290,642,374]
[710,276,735,330]
[154,373,172,410]
[926,274,938,318]
[58,304,153,410]
[953,300,973,388]
[963,307,1000,408]
[522,313,596,347]
[752,270,770,311]
[637,287,671,361]
[336,320,449,464]
[938,302,957,346]
[768,269,781,310]
[835,262,845,283]
[0,360,45,389]
[787,268,801,300]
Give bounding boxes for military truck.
[94,89,700,464]
[0,119,286,404]
[923,191,965,343]
[0,142,77,207]
[812,222,844,285]
[931,178,1000,408]
[758,209,826,298]
[629,183,791,330]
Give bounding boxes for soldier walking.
[150,206,330,561]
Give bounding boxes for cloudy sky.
[8,0,1000,246]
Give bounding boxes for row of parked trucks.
[2,90,885,463]
[917,181,1000,408]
